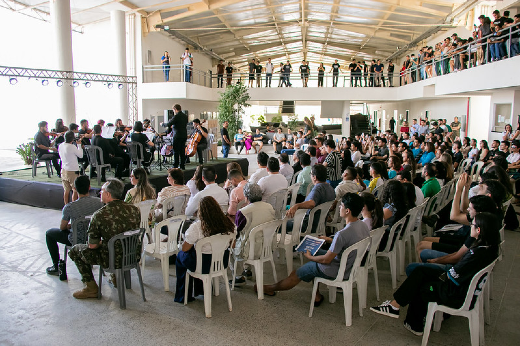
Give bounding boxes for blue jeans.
[222,145,230,158]
[511,38,520,57]
[184,65,191,82]
[163,64,170,81]
[266,73,272,87]
[405,249,451,277]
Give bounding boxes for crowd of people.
[209,10,519,89]
[38,107,515,335]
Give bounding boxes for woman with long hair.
[303,117,313,144]
[378,180,410,250]
[486,165,513,195]
[130,121,155,165]
[439,153,454,182]
[387,155,402,179]
[402,150,417,177]
[371,212,500,336]
[360,192,384,230]
[477,140,490,162]
[187,165,206,198]
[417,142,435,167]
[461,137,471,158]
[174,196,235,303]
[124,168,156,203]
[434,161,448,187]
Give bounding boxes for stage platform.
[0,158,248,210]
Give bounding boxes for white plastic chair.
[421,260,497,346]
[267,188,288,220]
[184,233,234,318]
[376,215,408,289]
[458,158,472,174]
[142,216,186,291]
[219,204,229,213]
[326,201,345,234]
[306,183,314,196]
[358,226,386,307]
[236,199,247,211]
[274,209,307,276]
[471,161,485,182]
[300,201,334,238]
[409,198,430,262]
[161,195,189,220]
[244,220,282,299]
[287,183,301,210]
[136,199,156,241]
[308,237,371,326]
[290,170,301,185]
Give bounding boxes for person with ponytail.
[360,192,384,230]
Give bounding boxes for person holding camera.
[58,130,84,204]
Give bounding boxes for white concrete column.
[111,10,128,123]
[342,100,351,137]
[50,0,76,126]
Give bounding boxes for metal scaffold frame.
[0,65,138,124]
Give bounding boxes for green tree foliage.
[217,83,251,140]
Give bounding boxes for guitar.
[185,120,207,157]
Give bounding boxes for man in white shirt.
[258,157,289,202]
[185,166,228,216]
[58,131,83,204]
[417,119,430,137]
[249,152,269,184]
[265,58,274,87]
[507,140,520,168]
[278,153,294,183]
[181,47,193,83]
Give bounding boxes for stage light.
[107,83,113,89]
[42,79,49,86]
[72,80,79,87]
[9,78,17,85]
[84,82,91,88]
[118,83,124,89]
[56,80,64,87]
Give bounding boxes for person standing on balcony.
[161,51,170,82]
[216,60,225,88]
[225,62,233,86]
[387,61,394,87]
[300,60,309,87]
[255,59,263,87]
[317,63,325,87]
[248,59,256,88]
[181,48,193,83]
[330,59,341,87]
[283,60,293,87]
[265,58,274,87]
[507,14,520,58]
[374,59,384,87]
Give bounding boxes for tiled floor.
[1,147,520,345]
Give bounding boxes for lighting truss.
[0,65,138,124]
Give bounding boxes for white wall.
[469,95,492,142]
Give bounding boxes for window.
[493,103,512,132]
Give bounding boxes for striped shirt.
[325,151,342,181]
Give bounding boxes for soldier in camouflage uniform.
[69,178,140,299]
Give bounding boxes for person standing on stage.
[161,104,188,170]
[221,121,231,158]
[191,119,208,165]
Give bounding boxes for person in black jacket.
[162,104,188,170]
[91,125,124,181]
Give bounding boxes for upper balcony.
[139,55,520,103]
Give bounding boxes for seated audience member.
[227,169,247,219]
[401,150,417,177]
[396,170,424,206]
[92,125,124,180]
[272,127,286,154]
[130,121,155,166]
[387,155,402,179]
[417,142,435,167]
[307,145,318,167]
[411,138,423,158]
[507,140,520,169]
[233,183,276,284]
[251,129,264,153]
[234,128,245,154]
[421,163,440,198]
[35,121,62,176]
[368,162,387,193]
[378,180,410,250]
[314,137,325,163]
[452,141,464,170]
[370,138,390,161]
[223,161,245,193]
[249,152,269,184]
[124,168,157,203]
[258,157,289,201]
[323,140,343,188]
[292,150,304,173]
[285,165,335,234]
[174,196,235,303]
[434,161,447,187]
[360,192,384,231]
[296,153,312,203]
[371,212,500,336]
[261,193,370,303]
[335,166,365,200]
[499,140,510,157]
[439,153,454,182]
[416,173,502,258]
[278,153,294,182]
[351,141,363,165]
[69,179,140,299]
[58,131,84,204]
[402,182,418,211]
[186,165,205,198]
[155,168,190,221]
[45,176,104,277]
[186,166,229,216]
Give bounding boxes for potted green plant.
[217,83,251,140]
[16,142,33,165]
